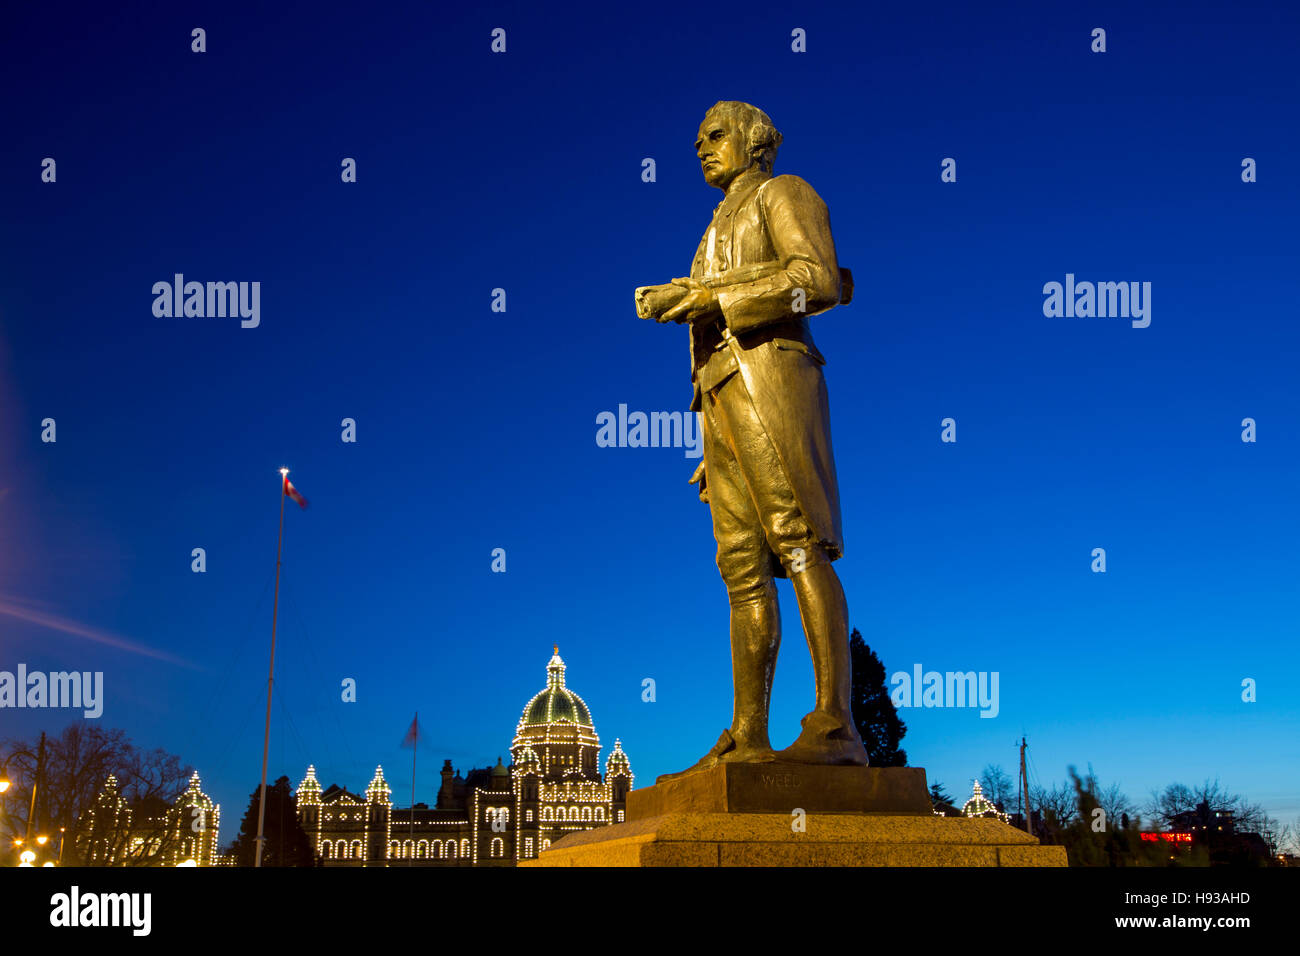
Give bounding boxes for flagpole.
[255,467,289,868]
[409,712,417,868]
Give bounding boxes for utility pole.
[26,731,46,844]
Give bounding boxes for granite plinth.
[520,812,1068,867]
[629,763,932,818]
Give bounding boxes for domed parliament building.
[295,647,634,866]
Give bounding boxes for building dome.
[517,646,594,729]
[962,780,1008,822]
[512,646,602,781]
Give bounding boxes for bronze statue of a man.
[636,101,868,776]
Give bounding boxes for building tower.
[605,738,634,820]
[296,765,323,858]
[365,766,392,866]
[168,771,221,866]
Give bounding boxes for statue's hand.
[662,277,721,324]
[635,283,690,322]
[688,460,708,503]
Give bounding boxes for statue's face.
[695,112,751,190]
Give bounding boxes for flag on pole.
[284,476,309,510]
[401,713,420,748]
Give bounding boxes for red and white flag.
[284,476,309,510]
[401,713,420,748]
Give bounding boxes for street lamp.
[0,733,45,847]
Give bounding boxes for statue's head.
[695,101,783,190]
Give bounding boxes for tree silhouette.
[1038,768,1180,867]
[0,725,191,866]
[980,764,1014,810]
[230,776,315,867]
[848,629,907,766]
[929,782,958,815]
[1144,779,1267,832]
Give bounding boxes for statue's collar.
[715,167,771,218]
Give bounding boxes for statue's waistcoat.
[688,169,845,560]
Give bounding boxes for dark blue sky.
[2,0,1297,833]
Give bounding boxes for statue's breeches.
[701,365,835,606]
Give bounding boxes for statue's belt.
[694,318,825,396]
[698,316,816,357]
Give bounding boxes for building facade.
[297,647,633,866]
[77,770,221,866]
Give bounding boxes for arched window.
[439,840,448,858]
[460,838,469,856]
[447,841,457,859]
[490,837,504,858]
[555,807,566,822]
[541,806,553,822]
[352,840,363,860]
[581,806,592,821]
[541,839,551,851]
[338,841,349,860]
[595,806,605,821]
[389,841,398,858]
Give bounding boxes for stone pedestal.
[628,762,932,816]
[521,764,1067,868]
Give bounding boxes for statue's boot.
[779,710,869,765]
[656,581,780,783]
[777,562,870,766]
[655,727,738,783]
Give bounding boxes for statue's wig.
[703,101,782,174]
